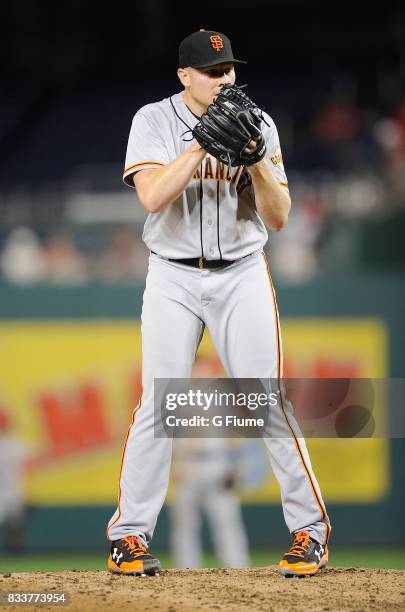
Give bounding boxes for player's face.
[179,63,236,113]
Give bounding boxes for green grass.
[1,549,404,573]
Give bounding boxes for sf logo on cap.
[210,35,224,52]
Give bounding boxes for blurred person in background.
[169,356,250,568]
[0,226,47,285]
[373,98,405,207]
[170,436,251,568]
[0,408,29,554]
[95,226,149,283]
[42,231,88,285]
[269,194,324,283]
[312,95,364,172]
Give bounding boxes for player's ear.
[177,67,190,87]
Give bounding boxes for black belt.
[151,252,247,270]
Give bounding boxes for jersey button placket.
[205,194,216,255]
[201,267,211,307]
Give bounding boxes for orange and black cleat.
[108,535,161,576]
[278,530,328,577]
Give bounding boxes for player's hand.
[190,141,207,158]
[192,84,267,167]
[243,138,259,154]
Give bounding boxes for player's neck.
[181,90,207,118]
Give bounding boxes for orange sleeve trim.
[123,161,165,175]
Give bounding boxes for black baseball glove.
[192,84,268,167]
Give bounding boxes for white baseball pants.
[107,250,331,547]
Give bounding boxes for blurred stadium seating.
[0,75,404,285]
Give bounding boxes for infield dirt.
[1,567,404,611]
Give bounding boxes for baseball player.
[107,29,331,578]
[170,356,250,569]
[0,409,28,553]
[170,436,251,569]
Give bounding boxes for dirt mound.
[1,567,404,611]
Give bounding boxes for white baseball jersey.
[107,88,331,553]
[123,91,289,260]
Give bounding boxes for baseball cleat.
[278,530,328,577]
[108,535,161,576]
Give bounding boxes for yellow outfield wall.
[0,319,388,505]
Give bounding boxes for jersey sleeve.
[123,107,170,188]
[262,113,289,192]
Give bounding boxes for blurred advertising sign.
[0,318,388,504]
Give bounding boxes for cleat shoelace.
[123,535,147,556]
[287,531,312,559]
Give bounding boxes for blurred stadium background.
[0,1,404,571]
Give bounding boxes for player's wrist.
[189,141,206,155]
[187,142,207,164]
[248,157,269,174]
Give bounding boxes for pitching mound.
[1,567,404,611]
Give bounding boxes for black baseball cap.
[179,29,247,69]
